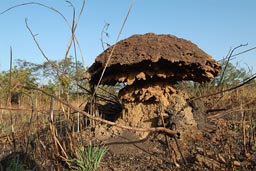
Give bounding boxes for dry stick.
[25,86,177,136]
[218,44,248,87]
[64,1,76,61]
[22,92,35,153]
[208,99,256,120]
[230,46,256,59]
[50,97,54,122]
[72,32,81,132]
[89,0,135,128]
[100,22,110,51]
[8,47,16,151]
[91,0,136,100]
[1,2,86,72]
[158,104,181,167]
[0,2,70,26]
[25,18,50,62]
[48,97,69,159]
[19,3,87,117]
[190,74,256,102]
[24,6,86,95]
[241,103,248,155]
[8,47,13,106]
[1,1,73,62]
[0,1,76,57]
[67,1,85,132]
[78,84,119,106]
[64,0,86,61]
[249,111,254,149]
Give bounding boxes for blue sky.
[0,0,256,72]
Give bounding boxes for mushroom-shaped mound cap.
[88,33,221,85]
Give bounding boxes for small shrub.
[67,145,108,171]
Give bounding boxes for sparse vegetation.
[66,145,108,171]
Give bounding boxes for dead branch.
[64,1,86,62]
[207,97,256,120]
[100,22,111,51]
[190,73,256,101]
[0,107,32,111]
[92,0,136,100]
[25,18,51,62]
[0,2,70,27]
[0,1,87,69]
[24,85,177,136]
[25,18,67,81]
[218,44,248,87]
[8,47,13,106]
[230,46,256,58]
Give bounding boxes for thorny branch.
[24,85,178,137]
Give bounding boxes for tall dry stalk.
[240,103,249,156]
[8,47,17,151]
[248,110,254,152]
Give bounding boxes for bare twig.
[9,47,16,151]
[100,22,110,51]
[190,73,256,101]
[25,18,67,82]
[230,46,256,58]
[25,18,51,62]
[24,85,178,136]
[92,0,136,100]
[1,1,87,69]
[0,2,70,27]
[64,0,86,63]
[208,99,256,119]
[64,1,76,60]
[50,97,54,122]
[8,47,13,105]
[218,44,248,87]
[22,92,35,153]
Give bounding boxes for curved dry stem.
[24,85,177,136]
[0,2,71,28]
[1,1,87,70]
[190,73,256,101]
[218,44,248,86]
[92,0,136,100]
[25,18,50,62]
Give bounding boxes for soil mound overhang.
[88,33,221,86]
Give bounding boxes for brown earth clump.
[87,33,221,159]
[88,33,221,103]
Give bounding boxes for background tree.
[0,66,36,106]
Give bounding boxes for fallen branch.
[24,86,177,136]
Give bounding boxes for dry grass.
[0,81,255,170]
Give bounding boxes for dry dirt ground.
[96,119,256,171]
[0,100,255,171]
